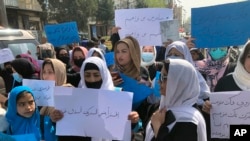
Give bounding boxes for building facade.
[4,0,42,30]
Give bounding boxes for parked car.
[0,28,39,60]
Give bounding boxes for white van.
[0,28,39,59]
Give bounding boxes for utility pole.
[0,0,8,27]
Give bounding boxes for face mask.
[85,80,103,89]
[166,55,183,59]
[209,48,227,60]
[142,52,154,62]
[58,56,70,65]
[12,72,22,83]
[74,58,84,68]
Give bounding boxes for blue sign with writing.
[118,73,153,110]
[45,22,80,47]
[191,1,250,48]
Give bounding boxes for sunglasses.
[159,73,168,83]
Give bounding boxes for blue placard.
[191,1,250,48]
[0,132,15,141]
[104,52,115,67]
[12,134,36,141]
[118,73,153,110]
[45,22,80,47]
[153,71,161,98]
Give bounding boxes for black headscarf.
[11,58,36,79]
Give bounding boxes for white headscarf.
[87,47,106,63]
[165,41,210,105]
[80,56,114,90]
[141,46,157,67]
[145,59,207,141]
[160,59,200,108]
[233,41,250,90]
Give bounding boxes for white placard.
[22,79,55,106]
[115,8,173,46]
[0,48,15,64]
[54,87,133,140]
[210,91,250,139]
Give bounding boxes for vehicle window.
[8,43,37,59]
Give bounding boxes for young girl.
[5,86,40,141]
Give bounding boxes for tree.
[96,0,114,25]
[145,0,166,8]
[37,0,98,31]
[135,0,148,8]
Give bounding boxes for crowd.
[0,25,247,141]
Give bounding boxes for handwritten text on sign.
[45,22,80,46]
[54,87,133,140]
[115,8,173,46]
[22,79,55,106]
[210,91,250,139]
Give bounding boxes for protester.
[202,41,250,141]
[68,46,88,73]
[195,47,236,91]
[55,47,71,69]
[141,45,163,81]
[144,59,207,141]
[11,58,37,89]
[39,58,82,141]
[165,41,210,106]
[37,43,56,60]
[5,86,41,141]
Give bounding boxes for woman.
[37,43,56,60]
[40,58,84,141]
[51,57,139,140]
[16,53,40,75]
[141,45,163,81]
[145,59,207,141]
[68,46,88,73]
[202,41,250,141]
[113,36,150,85]
[87,47,106,63]
[67,46,88,87]
[11,58,37,88]
[56,47,71,69]
[195,47,237,92]
[165,41,210,106]
[213,44,250,91]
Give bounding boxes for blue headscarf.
[6,86,40,141]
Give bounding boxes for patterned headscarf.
[195,48,231,91]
